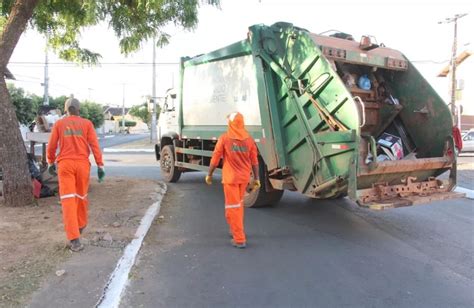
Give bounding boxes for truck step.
[359,191,465,210]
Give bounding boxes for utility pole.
[43,41,49,106]
[122,83,126,133]
[439,13,467,128]
[151,37,158,144]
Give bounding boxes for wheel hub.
[161,154,172,173]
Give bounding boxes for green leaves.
[79,101,105,128]
[0,16,6,32]
[129,101,160,128]
[7,83,39,124]
[2,0,220,63]
[7,83,104,128]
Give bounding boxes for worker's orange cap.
[227,112,250,140]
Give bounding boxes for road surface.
[102,153,474,307]
[98,133,148,149]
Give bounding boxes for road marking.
[104,135,116,139]
[455,186,474,199]
[95,183,167,308]
[103,148,154,153]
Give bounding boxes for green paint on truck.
[157,22,462,209]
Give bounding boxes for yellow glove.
[205,175,212,185]
[252,179,261,191]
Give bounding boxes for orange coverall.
[47,115,103,241]
[210,113,258,244]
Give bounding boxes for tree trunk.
[0,78,32,206]
[0,0,40,206]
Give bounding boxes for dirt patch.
[0,177,161,307]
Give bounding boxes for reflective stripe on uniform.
[225,204,241,209]
[60,193,88,200]
[60,193,76,200]
[76,194,88,200]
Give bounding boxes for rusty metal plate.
[359,191,465,210]
[357,173,464,210]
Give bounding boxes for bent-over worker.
[206,112,260,249]
[47,98,105,252]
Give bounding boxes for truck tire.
[244,159,284,208]
[160,145,181,183]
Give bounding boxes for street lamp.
[438,13,468,128]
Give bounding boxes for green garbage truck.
[156,22,463,209]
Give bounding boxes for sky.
[7,0,474,112]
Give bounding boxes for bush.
[79,101,105,128]
[119,120,137,127]
[8,84,105,128]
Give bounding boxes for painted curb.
[455,186,474,200]
[103,148,154,153]
[95,182,167,308]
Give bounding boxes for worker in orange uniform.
[47,98,105,252]
[206,112,260,249]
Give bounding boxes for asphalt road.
[103,158,474,308]
[98,133,148,149]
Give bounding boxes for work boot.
[69,238,84,252]
[230,239,246,249]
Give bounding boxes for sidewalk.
[0,178,164,307]
[456,155,474,190]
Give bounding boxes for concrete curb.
[454,186,474,200]
[95,182,167,308]
[103,148,154,153]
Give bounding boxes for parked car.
[462,130,474,152]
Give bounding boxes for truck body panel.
[158,22,460,208]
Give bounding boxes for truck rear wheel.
[160,145,181,182]
[244,159,284,208]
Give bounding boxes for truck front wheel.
[244,159,284,208]
[160,145,181,182]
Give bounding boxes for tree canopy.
[79,100,104,128]
[8,83,105,127]
[129,102,161,128]
[7,83,38,124]
[0,0,219,64]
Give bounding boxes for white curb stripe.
[103,148,154,153]
[455,186,474,199]
[95,183,167,308]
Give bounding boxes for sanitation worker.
[47,98,105,252]
[206,112,260,249]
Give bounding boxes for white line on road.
[103,148,154,153]
[95,183,167,308]
[104,135,116,139]
[455,186,474,199]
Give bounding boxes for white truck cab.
[158,88,179,140]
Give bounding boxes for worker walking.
[47,98,105,252]
[206,112,260,249]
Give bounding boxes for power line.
[9,79,42,84]
[13,74,42,80]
